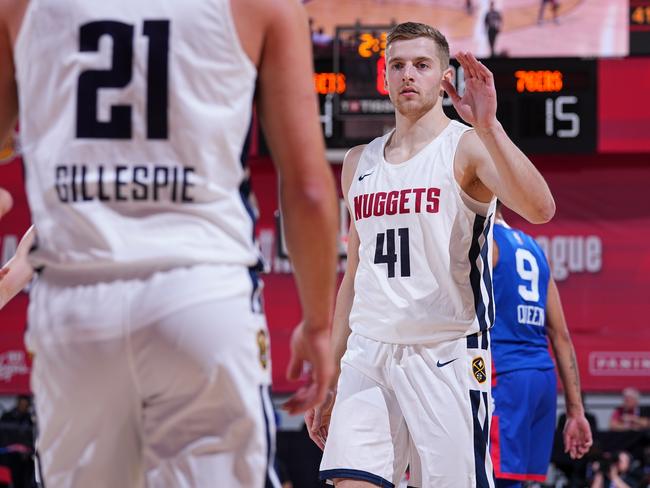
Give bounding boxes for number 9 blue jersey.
[491,222,555,375]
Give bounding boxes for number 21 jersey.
[14,0,260,275]
[348,121,496,344]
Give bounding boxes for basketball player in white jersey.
[0,1,339,487]
[306,23,555,487]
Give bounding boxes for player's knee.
[333,479,378,488]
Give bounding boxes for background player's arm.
[233,0,339,413]
[0,1,20,144]
[305,144,364,450]
[0,225,34,310]
[444,52,555,224]
[545,276,593,459]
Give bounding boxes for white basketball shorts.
[320,332,494,488]
[26,264,280,488]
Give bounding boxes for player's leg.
[26,276,144,488]
[492,368,556,486]
[131,268,277,488]
[320,334,410,487]
[495,480,521,488]
[525,369,557,481]
[333,480,377,487]
[392,332,494,488]
[491,370,530,485]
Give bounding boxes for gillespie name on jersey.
[54,163,196,203]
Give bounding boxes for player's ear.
[440,66,454,97]
[443,66,454,83]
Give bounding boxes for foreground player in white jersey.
[306,22,555,487]
[0,0,338,487]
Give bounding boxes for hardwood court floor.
[306,0,628,58]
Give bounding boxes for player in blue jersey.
[490,202,592,487]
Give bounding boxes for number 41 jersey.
[14,0,260,274]
[348,121,497,344]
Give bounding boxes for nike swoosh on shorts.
[436,358,458,368]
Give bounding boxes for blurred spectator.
[639,446,650,487]
[589,451,636,488]
[610,388,650,432]
[0,395,35,488]
[465,0,473,15]
[484,2,502,57]
[0,396,32,428]
[538,0,560,25]
[311,27,332,47]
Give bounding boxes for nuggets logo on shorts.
[472,357,487,384]
[256,329,269,370]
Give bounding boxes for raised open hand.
[441,52,498,130]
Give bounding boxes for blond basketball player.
[0,0,338,487]
[306,22,555,487]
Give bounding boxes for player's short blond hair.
[386,22,450,69]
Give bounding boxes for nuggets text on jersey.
[353,187,440,221]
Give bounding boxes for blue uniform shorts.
[490,368,557,483]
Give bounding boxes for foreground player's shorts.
[26,264,279,488]
[490,368,557,483]
[320,332,494,488]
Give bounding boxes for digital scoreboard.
[630,0,650,55]
[316,26,598,154]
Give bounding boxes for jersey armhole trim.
[224,0,257,77]
[345,143,374,209]
[12,0,37,68]
[451,128,495,217]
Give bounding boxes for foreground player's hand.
[563,414,593,459]
[305,389,336,450]
[282,322,334,414]
[0,187,13,219]
[441,52,498,130]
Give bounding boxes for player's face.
[385,37,450,118]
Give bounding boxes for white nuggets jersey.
[14,0,260,274]
[348,121,496,344]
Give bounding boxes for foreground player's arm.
[545,277,593,459]
[328,146,363,387]
[443,52,555,224]
[238,0,338,413]
[0,1,20,144]
[305,145,363,450]
[0,225,34,309]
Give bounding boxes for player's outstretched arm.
[443,52,555,224]
[0,1,20,145]
[545,277,593,459]
[0,225,35,310]
[245,0,338,414]
[305,145,363,449]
